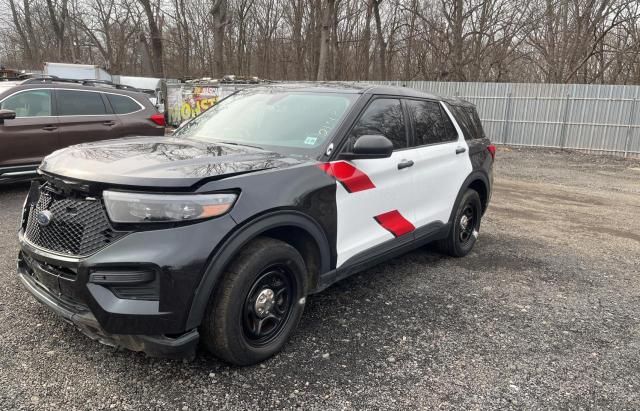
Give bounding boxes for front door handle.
[397,159,414,170]
[103,120,116,126]
[455,147,467,154]
[42,125,57,131]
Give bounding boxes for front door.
[0,89,59,167]
[328,97,418,268]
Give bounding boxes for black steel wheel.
[201,237,308,365]
[436,189,482,257]
[458,203,478,246]
[242,265,296,347]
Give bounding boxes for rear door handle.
[42,125,57,131]
[455,147,467,154]
[397,159,414,170]
[103,120,116,126]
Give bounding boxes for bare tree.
[1,0,640,84]
[137,0,164,76]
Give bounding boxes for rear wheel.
[437,189,482,257]
[201,237,308,365]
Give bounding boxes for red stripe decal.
[317,161,375,193]
[374,210,415,237]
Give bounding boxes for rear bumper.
[17,267,199,360]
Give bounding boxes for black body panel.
[40,136,302,188]
[19,162,338,336]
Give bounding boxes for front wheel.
[201,237,308,365]
[437,189,482,257]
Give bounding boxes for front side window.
[406,100,458,146]
[57,90,108,116]
[107,94,142,114]
[174,90,357,158]
[0,89,52,117]
[347,98,407,150]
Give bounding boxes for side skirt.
[312,222,449,293]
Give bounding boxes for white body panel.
[333,101,473,269]
[335,152,415,267]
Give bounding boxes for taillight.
[487,144,496,159]
[150,113,165,126]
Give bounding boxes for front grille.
[24,188,126,256]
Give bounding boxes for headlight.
[103,191,237,223]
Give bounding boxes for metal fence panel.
[359,81,640,157]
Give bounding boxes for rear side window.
[0,89,52,117]
[107,94,142,114]
[406,100,457,145]
[57,90,107,116]
[349,98,407,150]
[449,104,485,140]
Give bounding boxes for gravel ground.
[0,147,639,410]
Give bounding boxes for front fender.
[184,210,331,330]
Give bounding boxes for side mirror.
[341,134,393,160]
[0,109,16,124]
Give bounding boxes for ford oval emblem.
[36,210,53,226]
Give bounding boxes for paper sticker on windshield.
[304,136,318,145]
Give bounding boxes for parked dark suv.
[0,78,165,182]
[17,83,494,365]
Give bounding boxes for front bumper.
[17,267,199,359]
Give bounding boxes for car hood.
[40,136,305,188]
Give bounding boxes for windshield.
[173,89,357,158]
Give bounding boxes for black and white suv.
[17,83,494,365]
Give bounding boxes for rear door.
[404,99,472,230]
[55,89,122,146]
[0,89,60,167]
[104,92,159,136]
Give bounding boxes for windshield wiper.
[216,141,265,150]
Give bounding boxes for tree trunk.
[138,0,164,77]
[317,0,334,81]
[138,33,154,76]
[45,0,69,61]
[361,0,373,80]
[291,0,304,79]
[211,0,229,78]
[373,0,386,80]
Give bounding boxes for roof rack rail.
[21,76,141,92]
[78,79,141,92]
[22,76,78,84]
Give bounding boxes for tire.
[437,189,482,257]
[201,237,308,365]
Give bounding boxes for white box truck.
[44,62,112,81]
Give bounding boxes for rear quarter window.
[449,104,486,140]
[107,94,143,114]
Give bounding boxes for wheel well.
[260,226,321,291]
[468,179,488,212]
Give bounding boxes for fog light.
[89,268,159,301]
[89,269,154,285]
